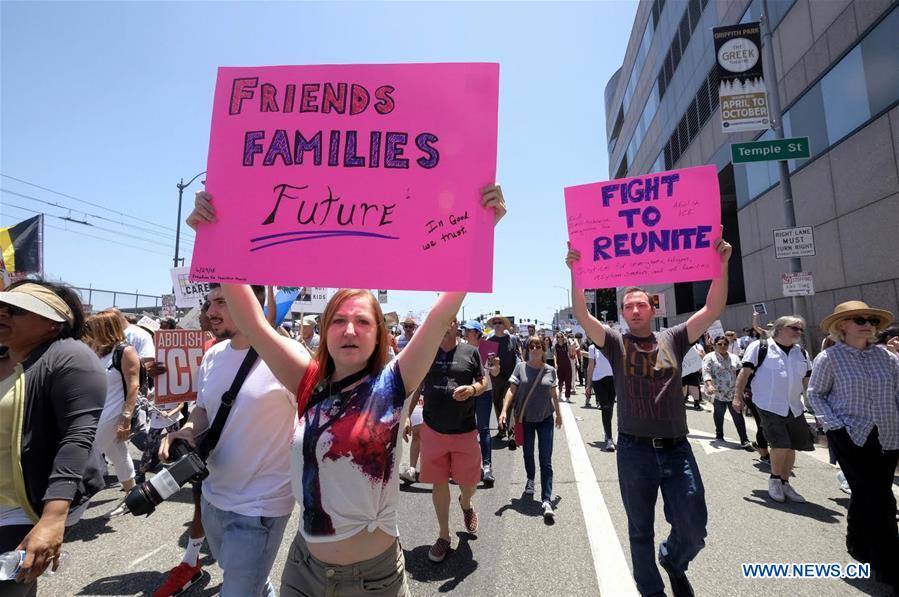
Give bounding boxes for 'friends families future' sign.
[190,63,499,291]
[565,165,722,288]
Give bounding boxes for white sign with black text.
[773,226,815,259]
[170,266,213,308]
[782,272,815,296]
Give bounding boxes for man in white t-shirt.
[161,285,295,597]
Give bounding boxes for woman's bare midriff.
[305,527,396,565]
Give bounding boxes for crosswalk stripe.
[560,402,639,597]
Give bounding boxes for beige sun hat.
[0,282,75,325]
[820,301,894,334]
[487,313,512,329]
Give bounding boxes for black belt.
[620,433,687,449]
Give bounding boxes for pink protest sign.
[565,165,721,288]
[189,63,499,291]
[478,339,499,366]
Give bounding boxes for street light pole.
[552,285,570,330]
[174,171,206,269]
[761,2,813,352]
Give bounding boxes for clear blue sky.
[1,0,637,324]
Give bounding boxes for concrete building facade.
[603,0,899,349]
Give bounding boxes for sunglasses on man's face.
[403,324,415,329]
[715,342,728,346]
[851,317,880,326]
[528,344,543,350]
[787,325,805,332]
[0,303,29,317]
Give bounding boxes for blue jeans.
[201,496,291,597]
[522,415,554,503]
[475,394,493,466]
[616,434,707,597]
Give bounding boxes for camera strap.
[199,347,259,459]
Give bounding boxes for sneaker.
[693,401,702,410]
[153,562,203,597]
[482,465,495,488]
[524,479,535,495]
[508,436,518,451]
[428,537,451,563]
[714,434,724,441]
[606,438,616,452]
[740,440,754,451]
[399,466,417,485]
[837,471,851,494]
[542,501,555,520]
[781,482,806,503]
[104,497,129,519]
[459,496,478,533]
[767,478,785,502]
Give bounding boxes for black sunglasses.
[0,303,29,317]
[852,317,880,326]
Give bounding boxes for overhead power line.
[0,173,195,242]
[0,188,193,248]
[0,205,173,258]
[1,202,185,251]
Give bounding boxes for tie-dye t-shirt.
[291,358,407,543]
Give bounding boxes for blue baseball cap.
[461,320,484,334]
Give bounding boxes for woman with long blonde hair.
[82,311,141,496]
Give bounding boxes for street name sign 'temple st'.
[731,136,811,163]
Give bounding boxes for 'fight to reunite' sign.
[190,63,499,292]
[564,165,722,289]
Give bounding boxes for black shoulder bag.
[197,347,258,460]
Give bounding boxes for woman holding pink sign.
[186,186,506,596]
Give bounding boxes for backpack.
[112,343,149,395]
[111,342,150,435]
[745,340,809,397]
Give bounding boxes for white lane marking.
[687,427,744,456]
[561,402,640,597]
[128,545,167,569]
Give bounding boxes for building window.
[737,5,899,207]
[821,47,870,144]
[740,0,795,29]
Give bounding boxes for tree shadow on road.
[76,569,219,596]
[742,490,843,523]
[403,531,478,592]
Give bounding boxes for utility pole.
[761,0,813,352]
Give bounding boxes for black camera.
[121,438,208,516]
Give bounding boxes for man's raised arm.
[686,228,732,344]
[566,242,607,349]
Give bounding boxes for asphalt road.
[32,383,897,596]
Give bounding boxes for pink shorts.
[419,424,481,486]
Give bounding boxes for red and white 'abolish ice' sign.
[154,330,208,405]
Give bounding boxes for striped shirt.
[807,342,899,450]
